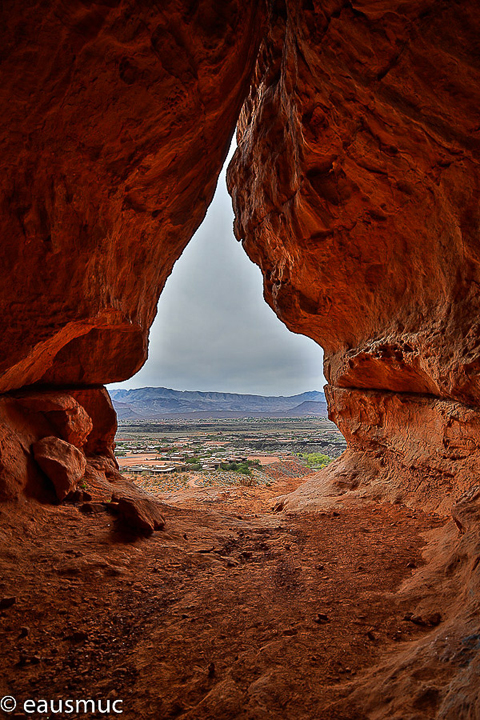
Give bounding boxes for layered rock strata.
[275,387,480,516]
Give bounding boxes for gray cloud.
[108,155,325,396]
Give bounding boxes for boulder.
[15,392,93,449]
[114,497,166,535]
[32,436,87,501]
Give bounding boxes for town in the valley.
[115,417,347,496]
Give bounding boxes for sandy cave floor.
[0,475,446,720]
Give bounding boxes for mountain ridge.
[109,386,327,420]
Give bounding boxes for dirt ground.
[0,475,446,720]
[117,454,169,468]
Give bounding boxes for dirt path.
[0,480,445,720]
[187,474,201,488]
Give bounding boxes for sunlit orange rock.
[15,391,93,449]
[2,2,480,715]
[228,0,480,509]
[70,388,117,458]
[0,0,264,392]
[276,386,480,514]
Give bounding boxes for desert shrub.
[237,462,252,475]
[220,462,238,471]
[304,452,332,468]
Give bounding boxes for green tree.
[304,453,332,468]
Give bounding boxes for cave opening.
[1,0,479,714]
[108,144,325,399]
[106,143,340,500]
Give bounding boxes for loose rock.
[32,437,87,501]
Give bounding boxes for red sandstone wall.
[0,0,264,392]
[229,0,480,407]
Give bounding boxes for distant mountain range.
[109,387,327,420]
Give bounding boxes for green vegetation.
[302,452,332,469]
[219,460,259,475]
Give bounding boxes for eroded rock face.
[0,387,164,532]
[2,2,480,716]
[0,390,96,501]
[228,0,480,509]
[16,391,93,449]
[276,387,480,514]
[0,0,264,392]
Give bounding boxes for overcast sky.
[108,147,325,397]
